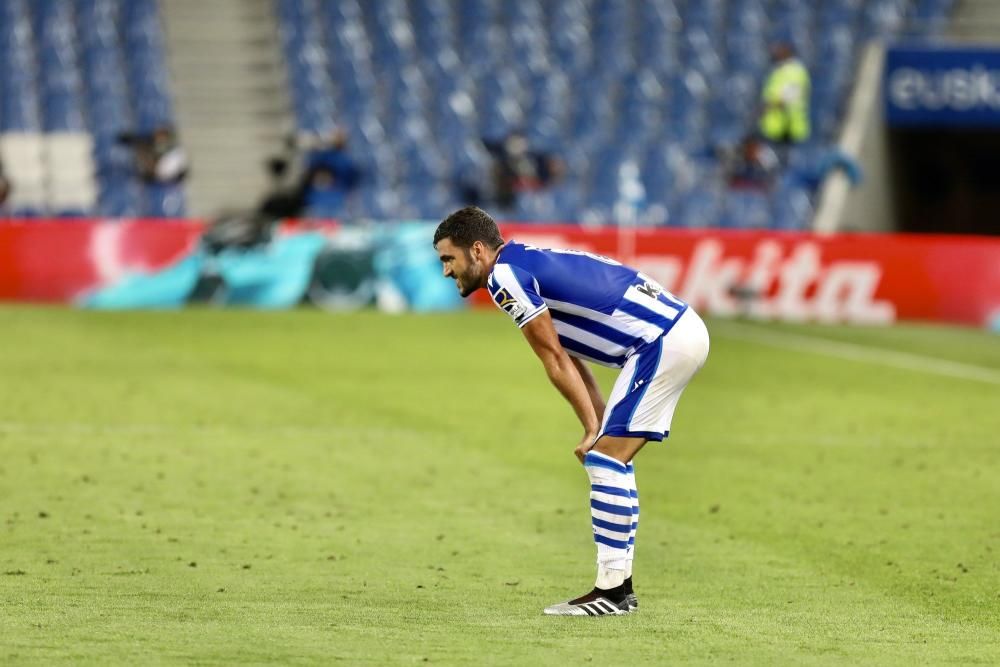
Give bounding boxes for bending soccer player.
[433,207,710,616]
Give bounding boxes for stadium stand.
[0,0,956,224]
[276,0,954,228]
[0,0,184,217]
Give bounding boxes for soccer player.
[433,207,710,616]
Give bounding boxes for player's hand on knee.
[574,433,598,464]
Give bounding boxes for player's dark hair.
[433,206,504,250]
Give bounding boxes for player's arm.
[487,263,598,461]
[570,356,605,425]
[521,311,600,461]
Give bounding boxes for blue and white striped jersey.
[486,241,689,368]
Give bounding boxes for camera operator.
[257,128,361,220]
[258,133,305,219]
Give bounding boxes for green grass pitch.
[1,306,998,665]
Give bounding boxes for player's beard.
[457,259,483,297]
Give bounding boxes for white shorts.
[598,308,710,442]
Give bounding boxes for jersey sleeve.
[487,263,547,328]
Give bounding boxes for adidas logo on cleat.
[575,599,627,616]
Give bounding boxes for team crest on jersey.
[494,288,527,320]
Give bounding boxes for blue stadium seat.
[267,0,953,226]
[0,0,41,131]
[97,178,141,218]
[772,182,815,231]
[721,190,772,229]
[0,0,186,216]
[144,183,186,218]
[677,186,723,229]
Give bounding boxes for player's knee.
[592,435,645,464]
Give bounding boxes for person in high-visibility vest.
[759,43,811,144]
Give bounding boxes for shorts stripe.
[601,336,662,436]
[624,338,664,427]
[601,429,667,441]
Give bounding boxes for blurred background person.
[722,135,781,193]
[460,131,565,212]
[301,128,362,218]
[759,42,811,147]
[257,131,310,219]
[257,128,362,219]
[257,135,306,220]
[119,126,189,185]
[0,159,10,210]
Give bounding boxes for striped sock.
[584,451,633,589]
[625,462,638,580]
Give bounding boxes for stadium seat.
[44,133,97,213]
[0,0,955,223]
[144,183,186,218]
[721,190,772,229]
[0,133,47,212]
[0,0,185,217]
[677,186,723,229]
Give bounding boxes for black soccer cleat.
[543,584,630,616]
[624,576,638,612]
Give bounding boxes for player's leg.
[544,315,709,616]
[543,448,634,616]
[574,435,645,612]
[584,447,635,591]
[568,336,662,612]
[592,310,709,612]
[579,347,662,604]
[613,309,709,611]
[543,344,659,616]
[590,433,645,463]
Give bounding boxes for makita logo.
[889,65,1000,112]
[633,239,896,324]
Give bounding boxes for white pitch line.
[712,321,1000,386]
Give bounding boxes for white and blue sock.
[625,461,638,582]
[583,451,633,590]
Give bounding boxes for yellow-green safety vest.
[759,58,811,143]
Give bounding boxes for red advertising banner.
[476,224,1000,327]
[0,219,205,302]
[1,219,998,327]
